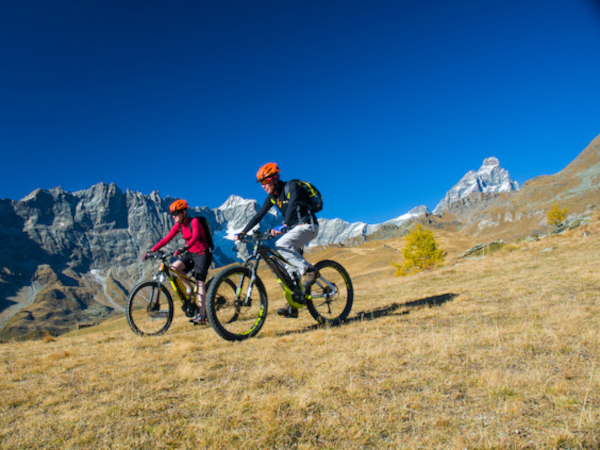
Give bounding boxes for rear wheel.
[126,281,174,336]
[206,265,268,341]
[306,260,353,326]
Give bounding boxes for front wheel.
[126,281,174,336]
[206,265,268,341]
[306,260,353,326]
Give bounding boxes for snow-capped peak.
[482,157,500,167]
[217,195,255,211]
[433,157,519,214]
[385,205,430,224]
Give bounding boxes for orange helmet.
[169,199,188,215]
[256,163,280,183]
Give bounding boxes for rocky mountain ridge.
[312,205,431,246]
[0,185,282,339]
[2,136,599,340]
[0,179,450,339]
[313,157,520,245]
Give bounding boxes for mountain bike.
[126,249,217,336]
[205,231,353,341]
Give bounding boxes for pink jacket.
[151,217,208,254]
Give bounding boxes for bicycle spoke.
[306,260,353,325]
[126,281,174,336]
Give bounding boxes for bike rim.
[212,271,266,338]
[129,283,171,335]
[309,265,351,321]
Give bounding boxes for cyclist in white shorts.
[235,163,319,318]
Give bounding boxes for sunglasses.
[171,210,185,216]
[260,176,274,186]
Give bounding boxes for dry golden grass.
[1,225,600,449]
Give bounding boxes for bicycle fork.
[141,271,167,317]
[151,270,169,306]
[236,261,260,306]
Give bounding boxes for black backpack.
[284,179,323,213]
[179,215,214,252]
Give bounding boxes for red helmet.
[256,163,280,183]
[169,199,188,215]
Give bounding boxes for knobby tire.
[206,265,269,341]
[126,280,174,336]
[306,260,353,326]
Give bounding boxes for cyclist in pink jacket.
[147,199,212,325]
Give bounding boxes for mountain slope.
[3,221,600,448]
[459,134,600,239]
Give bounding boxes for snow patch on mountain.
[311,218,367,246]
[372,205,430,230]
[211,195,282,262]
[311,205,430,246]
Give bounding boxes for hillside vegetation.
[1,222,599,449]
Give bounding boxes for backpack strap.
[178,217,211,252]
[282,180,295,200]
[282,180,307,227]
[177,217,194,237]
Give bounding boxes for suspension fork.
[152,264,172,290]
[237,252,262,304]
[149,264,170,306]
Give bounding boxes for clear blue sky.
[2,0,599,224]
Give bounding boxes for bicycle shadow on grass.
[351,293,458,323]
[281,293,458,336]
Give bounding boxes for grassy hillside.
[460,134,600,241]
[1,223,599,449]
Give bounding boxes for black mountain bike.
[126,249,214,336]
[205,231,353,341]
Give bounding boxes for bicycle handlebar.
[236,230,283,243]
[144,247,189,261]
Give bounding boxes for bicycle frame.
[241,233,334,309]
[151,253,195,308]
[203,232,353,341]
